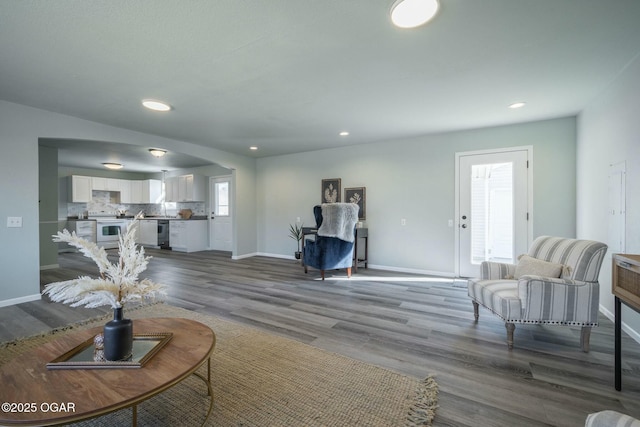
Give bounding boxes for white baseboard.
[252,252,296,260]
[232,252,259,260]
[600,304,640,345]
[0,294,41,308]
[234,253,455,277]
[367,263,455,278]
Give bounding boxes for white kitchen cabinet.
[137,219,158,246]
[165,174,205,202]
[61,219,97,252]
[68,176,163,204]
[91,177,120,192]
[165,176,178,203]
[144,179,162,203]
[69,175,92,203]
[169,220,207,252]
[118,179,132,203]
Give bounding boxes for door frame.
[454,146,534,277]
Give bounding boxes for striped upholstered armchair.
[467,236,607,352]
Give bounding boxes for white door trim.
[454,145,534,277]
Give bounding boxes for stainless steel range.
[88,211,130,249]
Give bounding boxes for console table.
[353,228,368,272]
[612,254,640,391]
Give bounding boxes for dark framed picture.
[345,187,366,220]
[321,178,341,203]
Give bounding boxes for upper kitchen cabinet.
[68,175,163,204]
[91,177,121,192]
[121,179,162,204]
[69,175,92,203]
[165,174,205,202]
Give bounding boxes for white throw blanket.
[317,203,359,242]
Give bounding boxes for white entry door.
[209,176,233,251]
[456,147,532,277]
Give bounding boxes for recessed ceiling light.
[142,99,172,112]
[509,102,526,109]
[249,146,258,151]
[149,148,167,157]
[339,131,350,137]
[102,162,124,170]
[391,0,439,29]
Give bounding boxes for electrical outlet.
[7,216,22,228]
[296,217,301,223]
[448,219,454,227]
[401,218,406,226]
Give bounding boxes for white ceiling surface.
[39,139,213,174]
[3,1,640,169]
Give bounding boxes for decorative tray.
[47,333,173,370]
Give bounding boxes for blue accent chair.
[303,205,355,280]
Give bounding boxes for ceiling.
[39,139,213,173]
[3,1,640,171]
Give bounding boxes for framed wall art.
[321,178,341,203]
[345,187,366,220]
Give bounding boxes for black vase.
[103,306,133,361]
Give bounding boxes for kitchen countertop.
[140,216,208,220]
[66,216,208,221]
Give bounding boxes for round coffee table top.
[0,317,215,426]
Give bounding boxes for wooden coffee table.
[0,317,215,426]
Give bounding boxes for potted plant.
[289,223,304,260]
[43,216,167,361]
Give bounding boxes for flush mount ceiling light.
[102,162,123,170]
[509,102,527,109]
[149,148,167,158]
[249,146,258,151]
[339,131,350,137]
[391,0,439,29]
[142,99,172,112]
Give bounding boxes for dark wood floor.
[3,248,640,426]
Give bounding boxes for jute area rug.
[0,304,438,426]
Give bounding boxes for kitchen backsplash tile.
[67,190,205,218]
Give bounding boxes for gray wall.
[256,117,577,275]
[577,54,640,338]
[0,100,257,306]
[38,145,59,268]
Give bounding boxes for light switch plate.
[7,216,22,228]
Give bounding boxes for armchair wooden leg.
[472,301,479,322]
[580,326,592,353]
[505,323,515,349]
[304,266,308,273]
[346,267,351,278]
[321,270,325,280]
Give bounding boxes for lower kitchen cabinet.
[137,219,158,246]
[169,220,207,253]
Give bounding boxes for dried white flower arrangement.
[43,217,167,309]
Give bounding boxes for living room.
[2,1,640,426]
